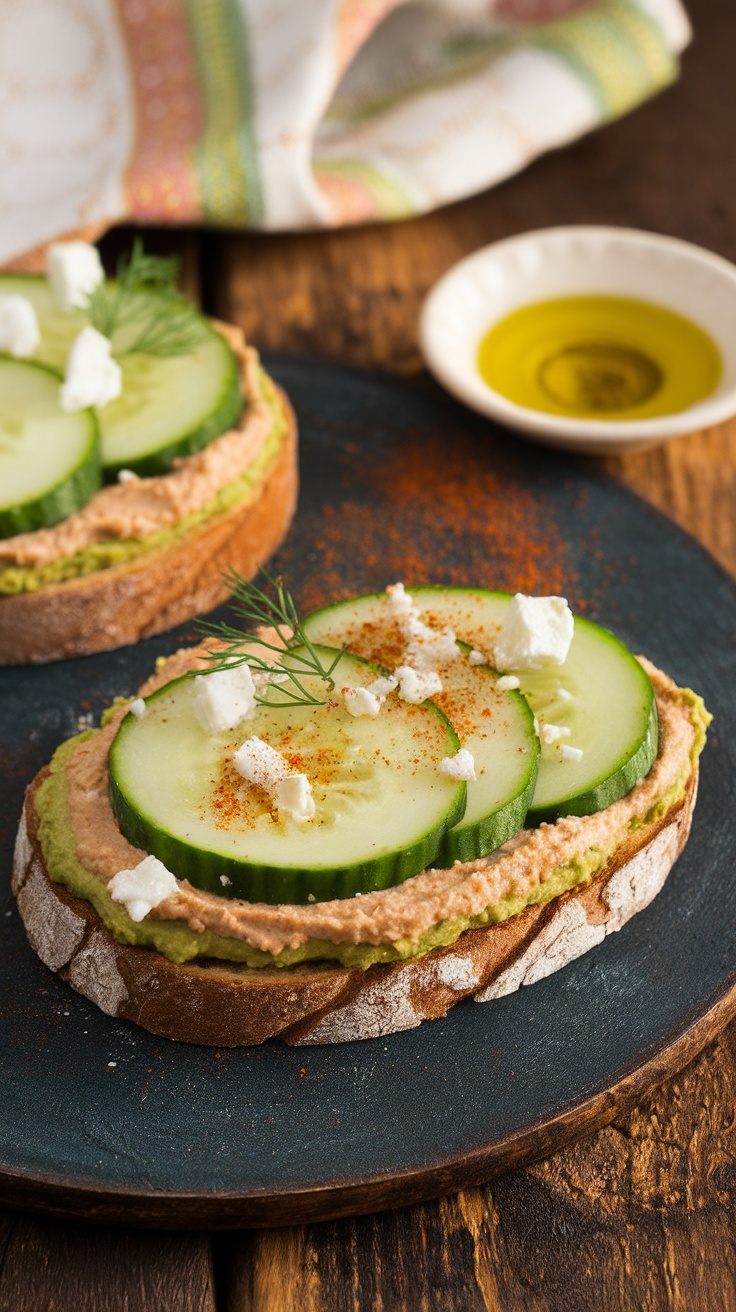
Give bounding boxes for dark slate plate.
[1,359,734,1228]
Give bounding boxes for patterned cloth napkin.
[0,0,690,267]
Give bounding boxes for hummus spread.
[0,328,286,590]
[35,646,710,970]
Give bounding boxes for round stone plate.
[0,359,734,1228]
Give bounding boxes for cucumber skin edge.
[435,749,540,866]
[101,357,244,480]
[107,767,467,906]
[526,695,659,825]
[0,357,101,538]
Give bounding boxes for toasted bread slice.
[0,384,297,665]
[12,767,696,1047]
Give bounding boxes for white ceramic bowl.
[419,226,736,454]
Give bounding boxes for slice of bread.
[0,384,297,665]
[12,767,696,1047]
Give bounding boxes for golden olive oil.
[477,296,721,420]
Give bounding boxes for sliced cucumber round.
[303,596,540,862]
[0,356,100,538]
[0,274,242,479]
[108,648,466,905]
[384,587,658,824]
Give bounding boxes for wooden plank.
[0,1211,216,1312]
[226,1193,503,1312]
[605,420,736,579]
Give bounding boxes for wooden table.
[2,0,734,1305]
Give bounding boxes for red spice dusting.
[288,431,577,612]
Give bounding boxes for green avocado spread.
[0,372,287,595]
[34,688,710,971]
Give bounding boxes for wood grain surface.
[3,0,735,1304]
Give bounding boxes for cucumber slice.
[303,596,540,862]
[0,274,242,478]
[108,648,466,905]
[383,587,658,824]
[0,356,100,538]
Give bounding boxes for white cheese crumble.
[342,673,398,718]
[59,326,122,412]
[109,854,179,923]
[193,663,256,735]
[468,649,486,666]
[496,674,520,691]
[439,748,476,782]
[46,241,104,313]
[117,468,139,484]
[395,665,442,704]
[220,875,232,887]
[368,674,399,698]
[385,581,415,621]
[128,698,146,719]
[539,723,570,745]
[385,582,458,671]
[343,686,382,718]
[560,743,584,762]
[0,295,40,358]
[233,736,315,824]
[494,594,574,671]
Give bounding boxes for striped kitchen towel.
[0,0,690,266]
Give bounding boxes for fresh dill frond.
[196,571,345,708]
[88,238,209,358]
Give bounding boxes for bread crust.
[0,387,297,665]
[13,768,697,1047]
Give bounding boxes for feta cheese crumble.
[117,468,139,484]
[496,674,520,691]
[109,854,179,923]
[468,649,486,666]
[343,686,382,718]
[193,663,257,735]
[233,736,315,824]
[0,295,40,358]
[386,582,458,671]
[539,723,570,745]
[46,241,104,313]
[439,748,476,782]
[560,743,584,762]
[59,327,122,412]
[342,674,398,718]
[494,594,574,671]
[128,698,146,719]
[368,674,399,698]
[385,581,415,621]
[395,665,442,704]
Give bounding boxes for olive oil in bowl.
[477,296,721,422]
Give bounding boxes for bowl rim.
[419,224,736,446]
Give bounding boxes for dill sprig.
[88,238,209,358]
[196,571,345,708]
